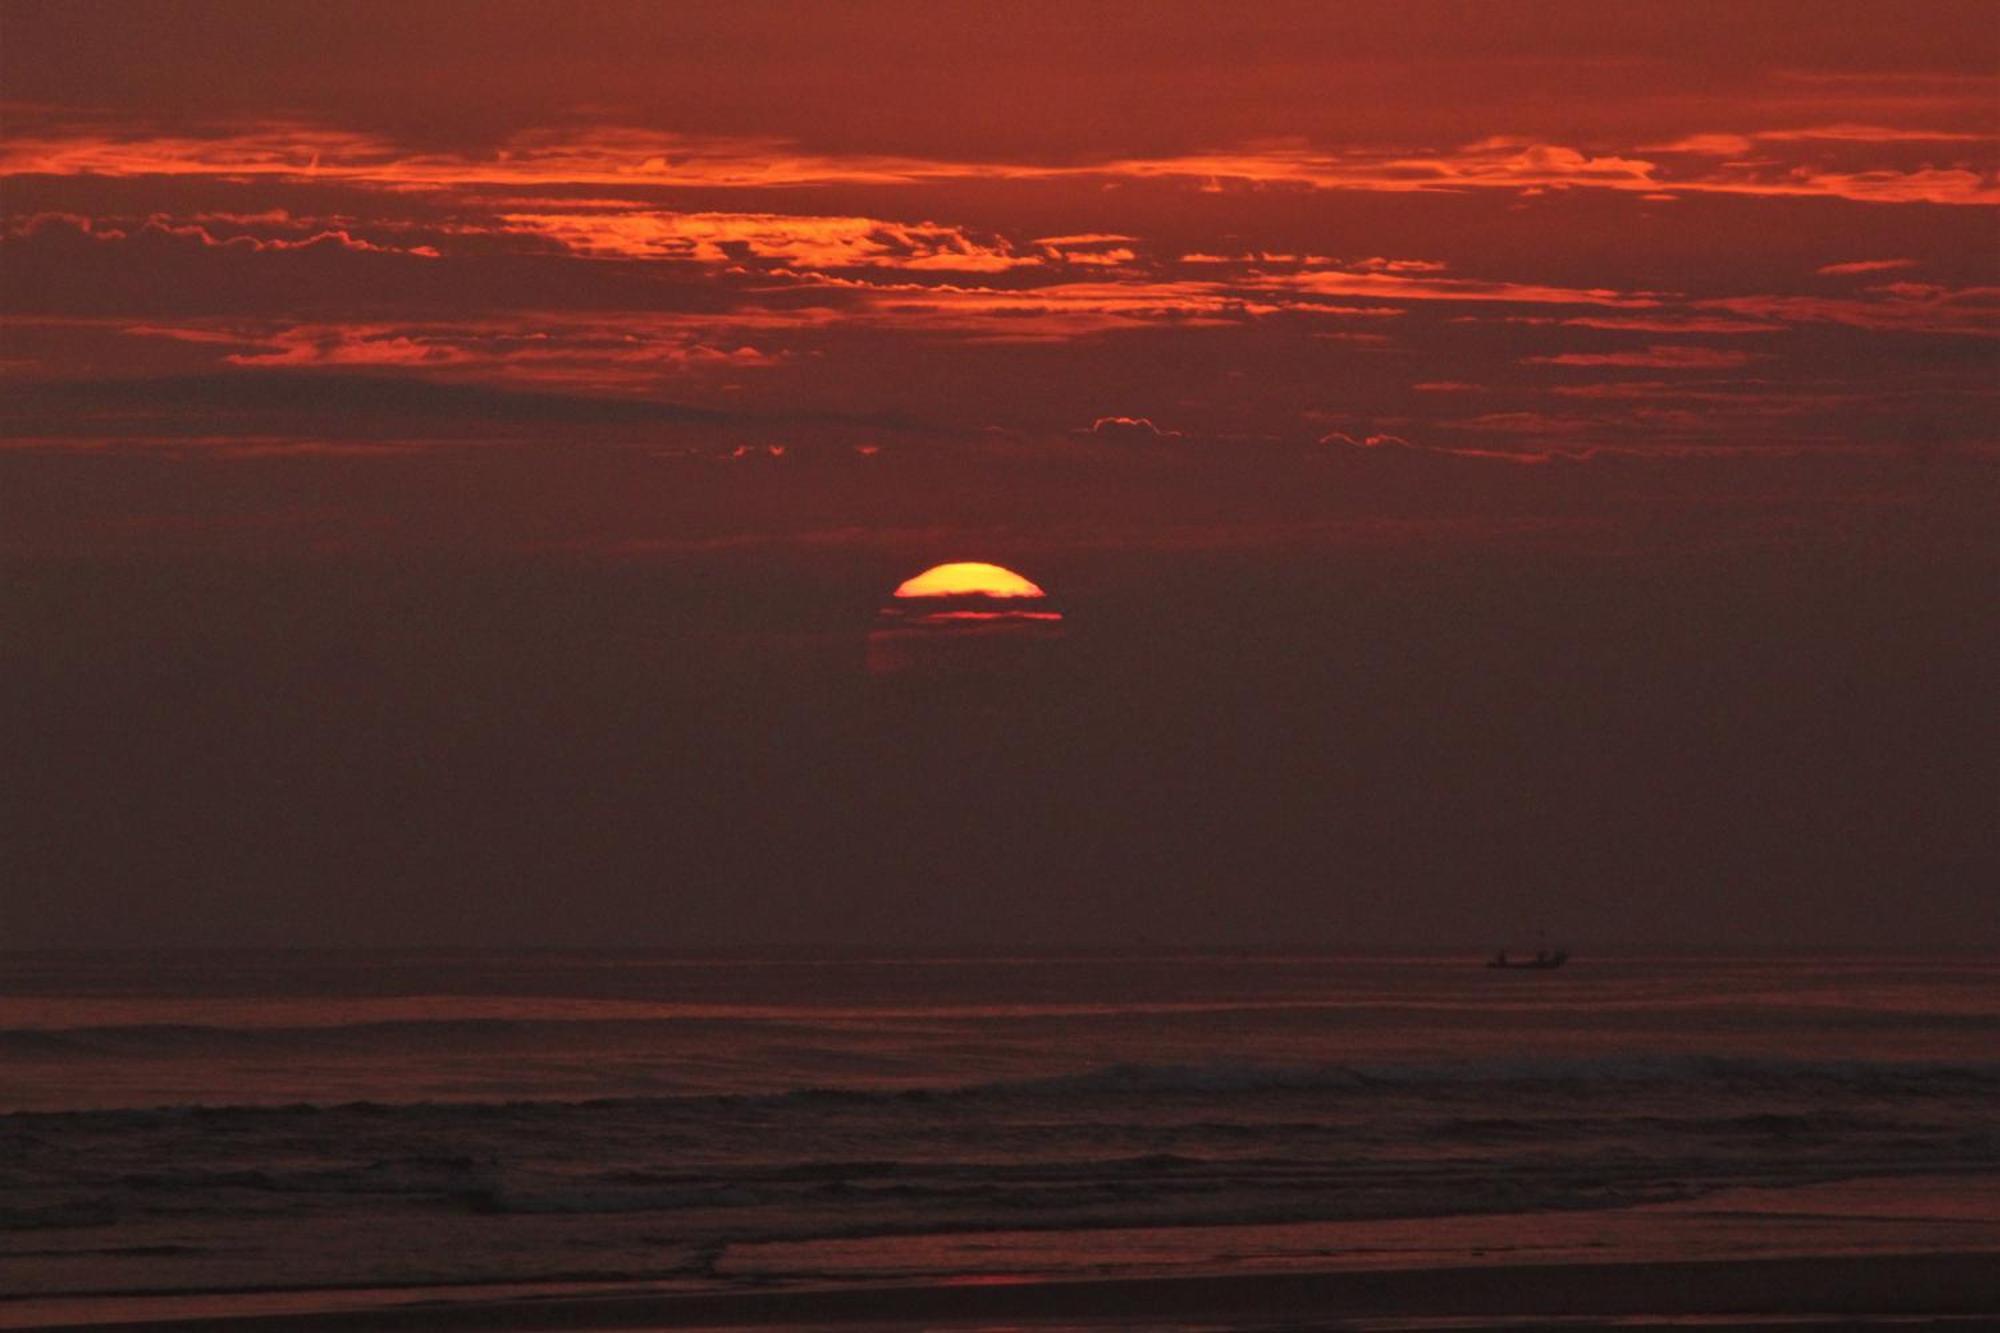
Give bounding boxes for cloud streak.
[8,121,1995,205]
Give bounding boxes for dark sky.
[3,2,1995,948]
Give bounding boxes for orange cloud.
[146,316,785,389]
[1317,430,1416,449]
[819,279,1278,341]
[1098,136,1992,206]
[1755,123,1990,143]
[1698,286,2000,337]
[7,122,1993,206]
[1557,315,1787,334]
[1090,416,1180,440]
[1816,258,1920,276]
[1643,134,1760,155]
[1548,381,1861,414]
[1033,234,1142,266]
[1449,411,1603,438]
[1524,345,1766,368]
[7,211,440,258]
[1776,168,1996,206]
[1318,429,1565,464]
[497,210,1036,272]
[1033,233,1137,247]
[1249,265,1661,309]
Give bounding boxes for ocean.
[3,950,1997,1326]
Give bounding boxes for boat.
[1486,947,1568,970]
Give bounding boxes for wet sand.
[20,1252,2000,1332]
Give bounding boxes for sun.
[892,562,1047,599]
[871,561,1061,675]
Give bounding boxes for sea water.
[2,950,1996,1322]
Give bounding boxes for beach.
[18,1253,2000,1331]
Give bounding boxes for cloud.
[1097,138,1666,196]
[1817,258,1920,276]
[1755,123,1990,144]
[1524,345,1765,369]
[7,211,440,258]
[1351,257,1449,274]
[1102,136,1994,206]
[1317,429,1565,464]
[1448,412,1602,439]
[9,120,1995,206]
[820,280,1274,342]
[1032,233,1138,247]
[1645,125,1989,155]
[1316,430,1416,449]
[1090,415,1181,440]
[1244,263,1661,309]
[1034,234,1142,266]
[1643,134,1759,155]
[0,371,729,440]
[1179,251,1323,266]
[1556,315,1786,335]
[1698,286,2000,337]
[100,316,783,390]
[1780,168,1997,206]
[497,210,1037,273]
[4,96,1993,463]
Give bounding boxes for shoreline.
[17,1251,2000,1332]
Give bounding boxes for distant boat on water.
[1486,947,1569,970]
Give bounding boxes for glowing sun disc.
[893,561,1047,599]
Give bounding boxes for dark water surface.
[3,950,1996,1322]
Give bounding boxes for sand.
[17,1252,1999,1332]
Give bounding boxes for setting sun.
[892,562,1047,599]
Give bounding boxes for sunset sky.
[4,2,1995,950]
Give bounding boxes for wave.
[8,1054,1998,1125]
[971,1055,2000,1099]
[0,1016,774,1060]
[8,993,1993,1070]
[60,1148,1699,1220]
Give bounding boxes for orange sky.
[3,0,1993,490]
[3,2,1996,947]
